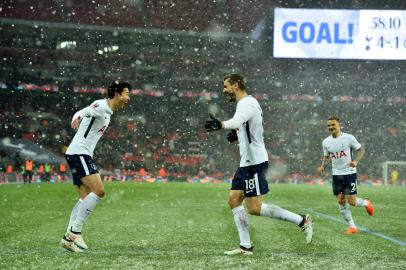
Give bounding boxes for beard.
[118,100,127,109]
[225,92,236,102]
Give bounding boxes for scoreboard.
[273,8,406,60]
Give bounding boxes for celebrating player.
[317,116,375,234]
[205,74,313,256]
[61,81,131,252]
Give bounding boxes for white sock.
[72,192,101,232]
[355,198,368,207]
[260,203,303,225]
[339,203,356,227]
[232,205,251,249]
[67,199,82,232]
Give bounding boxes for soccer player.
[317,116,375,234]
[60,81,131,252]
[205,74,313,256]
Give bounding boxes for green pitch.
[0,182,405,269]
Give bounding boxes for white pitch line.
[304,208,406,246]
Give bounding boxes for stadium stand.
[1,0,406,184]
[65,0,145,27]
[0,0,63,22]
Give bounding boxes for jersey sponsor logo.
[330,151,347,159]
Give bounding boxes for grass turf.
[0,182,405,269]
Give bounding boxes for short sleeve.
[82,101,106,118]
[349,135,362,150]
[223,98,256,129]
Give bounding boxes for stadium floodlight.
[382,161,406,185]
[57,41,77,50]
[98,45,119,54]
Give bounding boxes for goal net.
[382,161,406,186]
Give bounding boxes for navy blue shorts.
[332,173,358,196]
[231,161,269,197]
[65,154,99,186]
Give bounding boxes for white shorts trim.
[254,173,261,196]
[79,156,90,176]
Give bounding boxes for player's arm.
[223,103,254,130]
[317,155,331,173]
[205,101,254,132]
[204,115,238,141]
[205,111,248,132]
[70,103,104,129]
[348,146,365,167]
[348,135,364,167]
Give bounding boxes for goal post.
[382,161,406,186]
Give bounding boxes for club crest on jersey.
[91,103,99,109]
[98,125,106,134]
[330,151,347,159]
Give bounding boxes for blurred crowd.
[1,89,406,186]
[1,0,405,185]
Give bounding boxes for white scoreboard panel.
[273,8,406,60]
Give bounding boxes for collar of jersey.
[104,99,114,114]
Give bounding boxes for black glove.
[205,115,222,132]
[227,130,238,143]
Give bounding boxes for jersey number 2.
[351,182,357,192]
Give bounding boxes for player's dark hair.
[224,73,246,90]
[107,81,131,99]
[328,116,340,122]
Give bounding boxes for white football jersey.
[223,95,268,167]
[322,132,362,175]
[66,99,113,157]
